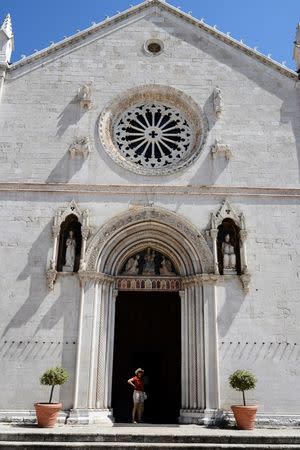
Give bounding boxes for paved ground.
[0,423,300,438]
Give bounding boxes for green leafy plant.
[40,367,69,403]
[229,370,257,406]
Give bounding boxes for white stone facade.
[0,0,300,425]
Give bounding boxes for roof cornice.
[8,0,298,80]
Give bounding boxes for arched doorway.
[112,290,181,423]
[73,207,220,425]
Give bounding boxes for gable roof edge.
[7,0,298,80]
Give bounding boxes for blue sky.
[1,0,299,69]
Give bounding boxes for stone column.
[95,279,115,421]
[50,222,60,269]
[179,279,205,423]
[179,289,188,410]
[79,226,90,270]
[203,281,220,419]
[87,280,101,408]
[195,282,205,410]
[106,289,118,409]
[210,229,220,275]
[239,229,248,273]
[73,280,86,409]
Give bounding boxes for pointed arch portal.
[71,208,220,425]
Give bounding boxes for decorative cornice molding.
[0,183,299,198]
[7,0,297,81]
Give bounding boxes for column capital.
[81,226,91,240]
[239,229,248,244]
[182,273,220,287]
[52,224,60,238]
[77,270,114,286]
[210,228,218,240]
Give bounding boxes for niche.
[217,218,241,275]
[56,214,82,272]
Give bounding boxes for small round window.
[144,39,164,56]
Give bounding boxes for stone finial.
[293,23,300,73]
[0,14,14,64]
[1,14,13,38]
[78,84,92,109]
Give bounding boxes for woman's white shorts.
[133,390,145,404]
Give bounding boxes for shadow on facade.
[56,97,87,138]
[1,223,76,409]
[46,151,85,183]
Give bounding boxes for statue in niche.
[124,255,140,275]
[160,257,174,276]
[222,233,237,274]
[63,230,76,272]
[143,248,155,275]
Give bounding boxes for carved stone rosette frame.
[98,84,208,176]
[46,200,91,289]
[209,200,250,293]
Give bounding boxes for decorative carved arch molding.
[82,207,214,283]
[46,200,91,290]
[209,200,250,293]
[73,207,218,419]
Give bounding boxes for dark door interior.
[112,291,181,423]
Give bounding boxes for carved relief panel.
[120,247,177,277]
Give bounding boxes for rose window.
[114,104,192,169]
[99,85,207,175]
[114,105,191,168]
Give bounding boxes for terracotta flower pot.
[34,402,62,428]
[231,405,258,430]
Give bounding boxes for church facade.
[0,0,300,425]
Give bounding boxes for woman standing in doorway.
[128,368,146,423]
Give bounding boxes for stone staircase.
[0,428,300,449]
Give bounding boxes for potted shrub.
[229,369,257,430]
[34,367,69,427]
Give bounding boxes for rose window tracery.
[99,85,208,175]
[114,104,192,169]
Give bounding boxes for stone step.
[1,443,300,450]
[1,433,300,445]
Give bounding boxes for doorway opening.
[112,290,181,424]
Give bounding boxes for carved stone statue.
[63,230,76,272]
[143,248,155,275]
[160,257,174,276]
[124,255,139,275]
[78,84,92,109]
[213,86,223,118]
[222,234,237,274]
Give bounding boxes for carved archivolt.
[98,84,208,176]
[84,207,214,276]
